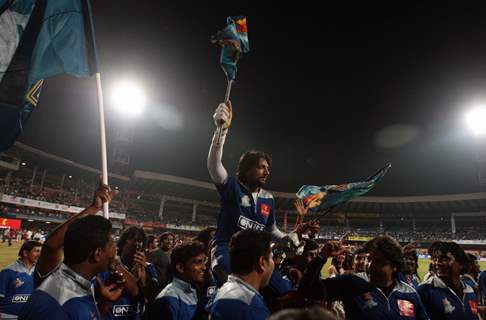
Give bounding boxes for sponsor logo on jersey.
[237,216,265,232]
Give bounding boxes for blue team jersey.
[479,271,486,305]
[212,177,276,275]
[208,275,270,320]
[398,273,420,289]
[151,277,198,320]
[214,176,276,245]
[19,263,100,320]
[96,262,158,320]
[417,275,479,320]
[326,275,429,320]
[0,260,35,318]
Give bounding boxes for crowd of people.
[1,101,486,319]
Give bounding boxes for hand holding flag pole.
[212,16,249,144]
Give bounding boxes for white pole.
[95,72,109,218]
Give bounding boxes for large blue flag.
[296,164,391,211]
[0,0,97,152]
[212,16,249,81]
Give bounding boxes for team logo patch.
[442,297,455,314]
[397,299,415,317]
[207,285,216,297]
[469,300,478,315]
[260,203,271,217]
[14,277,24,288]
[240,195,251,207]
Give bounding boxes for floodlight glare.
[112,81,146,116]
[465,107,486,136]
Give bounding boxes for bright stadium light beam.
[465,106,486,136]
[111,81,146,116]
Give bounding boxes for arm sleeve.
[0,269,10,298]
[207,129,229,185]
[270,224,287,241]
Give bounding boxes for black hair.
[364,236,404,273]
[171,241,207,276]
[63,215,112,266]
[117,226,146,253]
[193,227,216,249]
[428,241,468,266]
[18,240,42,258]
[230,230,272,275]
[159,232,175,242]
[236,150,272,183]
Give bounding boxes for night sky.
[18,2,486,196]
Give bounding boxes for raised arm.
[36,182,117,276]
[207,101,232,185]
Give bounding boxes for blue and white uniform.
[19,263,100,320]
[479,271,486,305]
[150,277,198,320]
[325,274,429,320]
[208,275,270,320]
[417,275,479,320]
[0,260,35,319]
[212,176,278,274]
[97,262,158,320]
[398,273,420,290]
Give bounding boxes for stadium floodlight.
[465,106,486,136]
[111,81,146,116]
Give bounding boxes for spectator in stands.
[418,241,479,319]
[0,240,41,318]
[20,182,125,319]
[207,101,298,286]
[149,231,175,289]
[150,241,207,320]
[209,230,274,320]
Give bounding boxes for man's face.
[368,250,395,287]
[261,250,275,288]
[245,159,270,187]
[121,237,144,263]
[26,246,41,264]
[303,250,318,264]
[403,254,417,275]
[161,235,174,251]
[182,253,208,284]
[354,253,368,273]
[432,250,462,282]
[100,236,117,271]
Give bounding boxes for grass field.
[2,242,486,280]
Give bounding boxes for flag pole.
[216,79,233,143]
[95,72,109,218]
